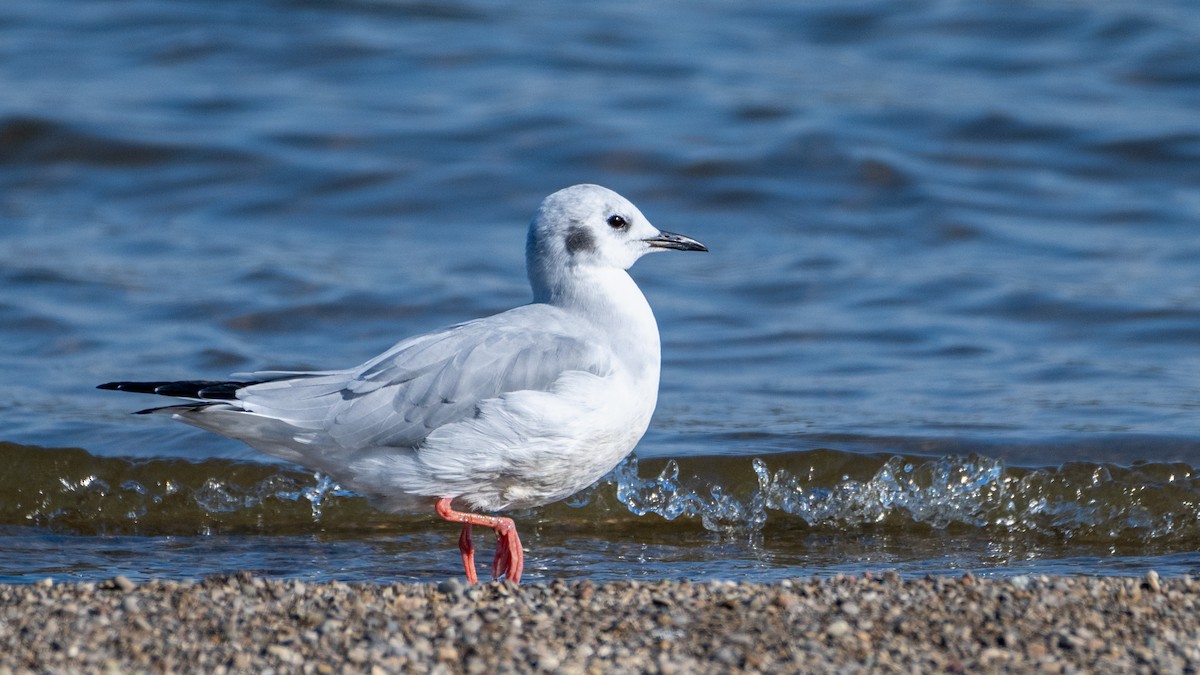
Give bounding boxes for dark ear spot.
[565,226,595,254]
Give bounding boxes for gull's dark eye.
[607,215,628,229]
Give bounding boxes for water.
[2,0,1199,583]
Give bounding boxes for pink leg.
[435,498,525,584]
[458,523,477,584]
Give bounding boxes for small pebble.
[437,578,464,598]
[826,620,852,638]
[111,575,137,592]
[1144,570,1161,593]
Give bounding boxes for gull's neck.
[535,266,661,373]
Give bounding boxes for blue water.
[2,0,1200,583]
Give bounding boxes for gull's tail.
[98,373,381,477]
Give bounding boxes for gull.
[99,184,707,584]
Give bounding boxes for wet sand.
[2,572,1197,673]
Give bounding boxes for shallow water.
[2,0,1200,583]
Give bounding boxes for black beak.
[644,230,708,252]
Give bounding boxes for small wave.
[0,116,176,168]
[601,453,1200,544]
[0,115,255,169]
[2,443,1197,546]
[0,443,378,535]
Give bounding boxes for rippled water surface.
[2,0,1199,583]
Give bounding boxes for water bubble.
[302,472,344,520]
[193,478,241,513]
[120,480,147,496]
[564,482,598,508]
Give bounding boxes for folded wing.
[236,304,614,452]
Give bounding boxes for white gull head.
[526,184,707,303]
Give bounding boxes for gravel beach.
[2,572,1198,673]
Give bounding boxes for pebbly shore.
[2,571,1198,673]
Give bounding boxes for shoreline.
[2,572,1198,673]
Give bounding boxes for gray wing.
[238,304,614,451]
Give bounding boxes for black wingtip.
[97,380,262,399]
[98,381,168,394]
